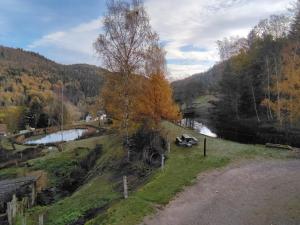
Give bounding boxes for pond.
[193,121,217,138]
[181,119,217,138]
[25,129,88,145]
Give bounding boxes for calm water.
[26,129,87,145]
[193,121,217,138]
[181,119,217,138]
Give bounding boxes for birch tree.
[94,0,158,159]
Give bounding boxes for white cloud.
[27,0,292,79]
[167,64,213,81]
[27,18,103,65]
[145,0,291,79]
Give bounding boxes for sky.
[0,0,292,80]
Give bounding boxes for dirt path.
[143,160,300,225]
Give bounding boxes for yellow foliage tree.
[263,43,300,127]
[136,72,181,128]
[101,45,181,133]
[101,73,143,135]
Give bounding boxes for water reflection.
[181,119,217,138]
[193,121,217,138]
[26,129,87,144]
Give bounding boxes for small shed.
[0,124,7,136]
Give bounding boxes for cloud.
[27,0,291,79]
[145,0,291,79]
[27,18,103,65]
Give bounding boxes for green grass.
[0,167,28,180]
[12,121,295,225]
[24,176,121,225]
[85,121,294,225]
[28,146,92,186]
[21,133,125,225]
[193,95,218,106]
[61,136,106,151]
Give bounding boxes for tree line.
[213,0,300,144]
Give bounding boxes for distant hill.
[0,46,108,107]
[171,62,225,106]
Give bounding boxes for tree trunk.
[251,84,260,122]
[274,56,282,127]
[266,57,273,120]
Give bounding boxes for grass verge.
[85,121,294,225]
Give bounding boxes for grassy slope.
[193,95,218,105]
[10,121,295,225]
[86,121,294,225]
[25,176,120,225]
[20,134,125,225]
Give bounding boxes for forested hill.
[172,7,300,146]
[172,62,224,105]
[0,45,108,107]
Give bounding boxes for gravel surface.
[143,160,300,225]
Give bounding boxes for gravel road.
[143,160,300,225]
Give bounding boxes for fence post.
[38,214,44,225]
[7,202,12,225]
[161,154,165,170]
[203,138,207,157]
[22,215,27,225]
[123,176,128,199]
[31,182,36,206]
[12,194,17,220]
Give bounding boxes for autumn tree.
[136,45,181,128]
[263,43,300,128]
[101,72,142,132]
[94,0,158,147]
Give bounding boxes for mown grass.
[85,121,294,225]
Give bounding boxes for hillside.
[0,46,108,131]
[171,62,225,106]
[0,46,108,106]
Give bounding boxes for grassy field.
[84,121,294,225]
[10,121,296,225]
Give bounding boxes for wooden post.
[7,202,12,225]
[12,194,17,219]
[123,176,128,199]
[161,154,165,170]
[31,182,36,206]
[22,216,27,225]
[203,138,207,157]
[38,214,44,225]
[7,194,17,225]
